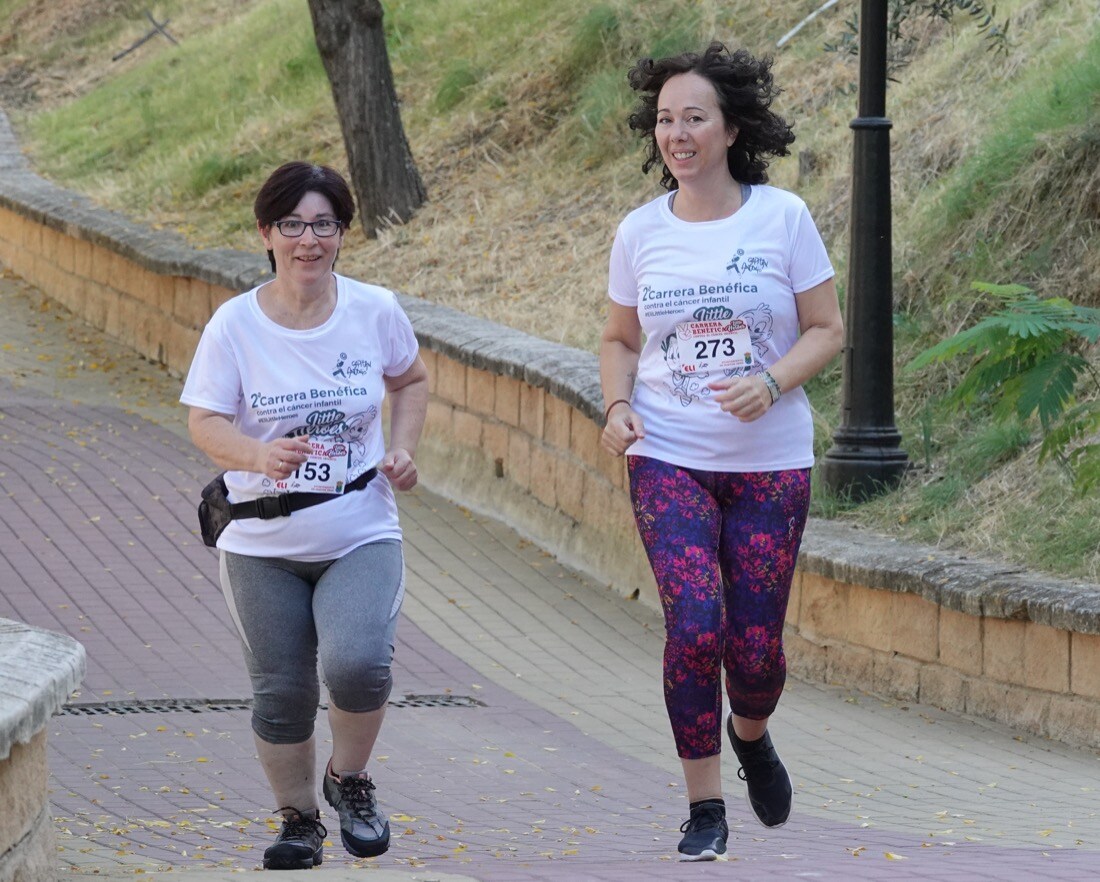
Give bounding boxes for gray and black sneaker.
[727,713,792,827]
[322,764,391,857]
[677,799,728,861]
[263,807,326,870]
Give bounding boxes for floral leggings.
[628,456,812,760]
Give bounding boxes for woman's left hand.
[381,447,418,491]
[708,375,773,422]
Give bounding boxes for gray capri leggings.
[219,539,405,745]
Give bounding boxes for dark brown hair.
[627,42,795,190]
[253,162,356,271]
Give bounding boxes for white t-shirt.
[180,274,419,560]
[608,185,834,472]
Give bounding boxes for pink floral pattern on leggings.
[628,456,811,760]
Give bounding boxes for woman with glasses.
[181,161,428,870]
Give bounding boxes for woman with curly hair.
[599,43,843,860]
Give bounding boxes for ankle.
[689,797,725,811]
[728,712,769,744]
[734,732,765,748]
[279,806,319,820]
[327,757,370,780]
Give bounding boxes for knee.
[664,611,722,657]
[252,713,315,744]
[249,673,319,743]
[326,658,393,713]
[730,642,783,681]
[251,699,317,744]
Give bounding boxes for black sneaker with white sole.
[263,807,326,870]
[677,799,728,861]
[727,714,792,827]
[322,765,391,858]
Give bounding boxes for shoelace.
[679,805,726,833]
[736,741,779,781]
[276,809,327,841]
[339,775,378,816]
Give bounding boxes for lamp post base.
[820,440,909,502]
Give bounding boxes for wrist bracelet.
[762,370,782,404]
[604,398,632,421]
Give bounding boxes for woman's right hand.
[261,435,313,480]
[601,404,645,457]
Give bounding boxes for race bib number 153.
[277,440,351,494]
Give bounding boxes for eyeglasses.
[273,219,342,238]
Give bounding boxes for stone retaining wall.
[3,110,1099,751]
[0,621,86,882]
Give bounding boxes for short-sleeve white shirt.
[608,185,834,472]
[180,274,419,560]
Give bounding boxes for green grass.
[937,33,1100,232]
[187,152,266,199]
[894,27,1100,312]
[562,5,623,87]
[954,420,1033,482]
[16,0,715,208]
[26,0,329,231]
[434,60,481,112]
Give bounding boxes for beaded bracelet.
[762,370,782,404]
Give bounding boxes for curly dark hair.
[627,42,795,190]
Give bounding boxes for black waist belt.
[228,467,377,521]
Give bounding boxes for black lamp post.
[820,0,909,500]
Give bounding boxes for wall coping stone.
[0,619,86,762]
[3,110,1098,635]
[800,520,1100,634]
[397,296,603,421]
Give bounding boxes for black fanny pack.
[197,467,377,548]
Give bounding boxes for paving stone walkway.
[1,268,1098,880]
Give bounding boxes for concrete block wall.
[3,109,1100,750]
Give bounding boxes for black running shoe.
[677,799,728,861]
[263,807,326,870]
[727,714,792,827]
[322,765,391,857]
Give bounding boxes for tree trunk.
[307,0,426,237]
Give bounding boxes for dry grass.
[341,139,644,353]
[10,0,1095,352]
[850,436,1100,584]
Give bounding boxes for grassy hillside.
[2,0,1098,580]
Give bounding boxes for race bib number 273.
[675,319,753,374]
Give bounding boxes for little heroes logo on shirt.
[693,304,735,322]
[332,351,372,379]
[726,249,768,276]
